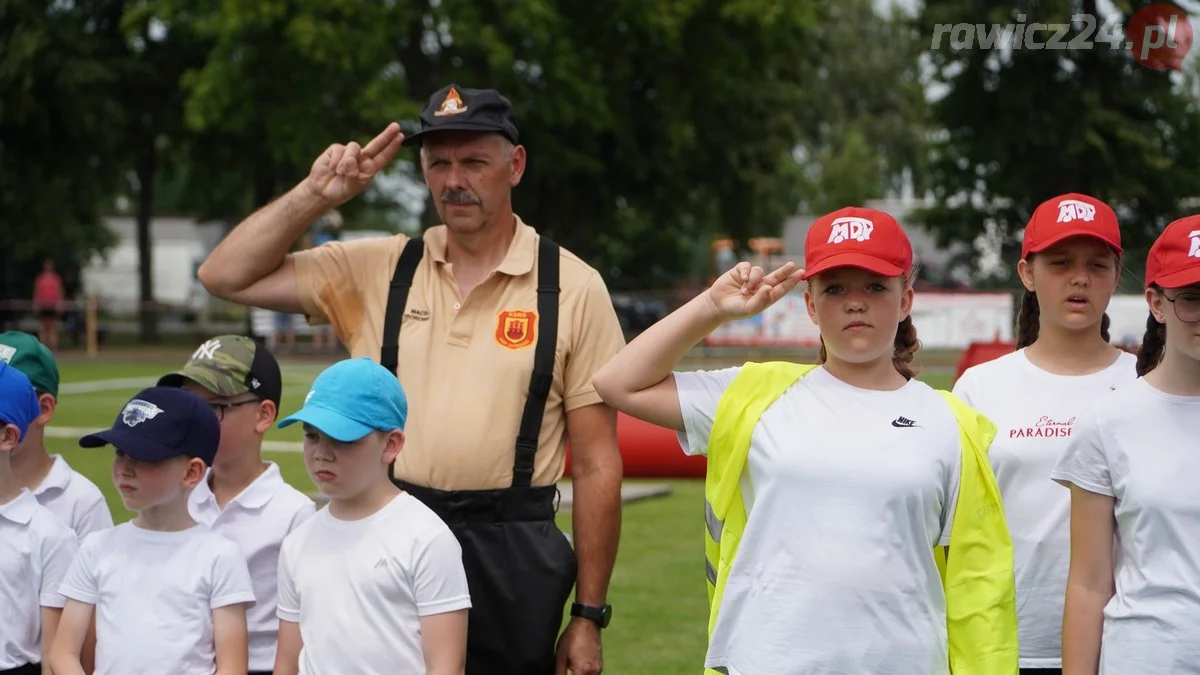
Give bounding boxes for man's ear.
[36,394,56,425]
[382,430,405,465]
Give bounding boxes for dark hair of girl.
[1136,286,1167,377]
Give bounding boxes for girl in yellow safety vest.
[593,207,1018,675]
[1054,216,1200,674]
[952,193,1136,675]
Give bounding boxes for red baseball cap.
[1021,193,1122,259]
[801,207,912,281]
[1145,215,1200,289]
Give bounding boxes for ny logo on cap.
[0,345,14,364]
[122,399,164,427]
[192,339,220,361]
[1188,230,1200,259]
[827,217,874,244]
[1056,200,1096,223]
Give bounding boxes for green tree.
[0,0,125,304]
[915,0,1200,285]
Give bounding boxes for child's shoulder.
[270,480,319,516]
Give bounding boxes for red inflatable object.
[955,339,1016,382]
[564,413,707,479]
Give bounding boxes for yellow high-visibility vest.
[702,361,1018,675]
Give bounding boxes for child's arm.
[420,609,469,675]
[1061,485,1115,675]
[47,600,94,675]
[40,607,62,675]
[273,620,303,675]
[212,603,250,675]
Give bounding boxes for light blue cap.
[277,357,408,442]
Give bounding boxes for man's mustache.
[442,189,481,206]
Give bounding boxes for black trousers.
[0,664,39,675]
[1020,669,1061,675]
[397,481,578,675]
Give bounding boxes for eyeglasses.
[208,398,260,422]
[1161,290,1200,324]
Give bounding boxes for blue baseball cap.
[79,387,221,466]
[0,362,41,441]
[278,357,408,442]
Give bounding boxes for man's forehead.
[422,131,507,155]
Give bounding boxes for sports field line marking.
[59,373,317,396]
[44,426,303,453]
[59,378,156,394]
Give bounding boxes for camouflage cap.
[157,335,282,406]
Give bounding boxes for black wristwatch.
[570,602,613,629]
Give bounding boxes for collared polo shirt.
[292,216,626,489]
[189,462,316,671]
[32,454,114,538]
[0,489,78,670]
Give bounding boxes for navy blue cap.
[79,386,221,466]
[0,362,41,441]
[278,357,408,442]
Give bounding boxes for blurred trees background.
[3,0,1199,334]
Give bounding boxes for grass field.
[45,350,955,675]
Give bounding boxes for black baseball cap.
[79,387,220,466]
[401,84,520,147]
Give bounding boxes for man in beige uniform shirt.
[198,84,624,675]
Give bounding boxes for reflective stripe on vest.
[702,361,1019,674]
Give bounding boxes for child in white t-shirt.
[0,330,113,538]
[1054,216,1200,674]
[952,193,1136,674]
[48,386,256,675]
[593,207,1018,675]
[159,335,317,675]
[273,357,471,675]
[0,362,78,675]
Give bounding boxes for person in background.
[32,259,64,351]
[0,331,113,538]
[952,193,1136,675]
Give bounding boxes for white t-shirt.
[58,522,257,675]
[0,489,78,670]
[953,348,1137,668]
[32,454,114,538]
[1051,377,1200,674]
[189,463,316,671]
[277,492,472,675]
[676,365,963,675]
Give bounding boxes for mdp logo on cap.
[1127,3,1194,71]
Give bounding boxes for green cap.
[157,335,282,406]
[0,331,59,397]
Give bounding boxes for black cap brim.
[402,122,519,147]
[79,427,206,465]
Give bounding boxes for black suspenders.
[381,235,561,488]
